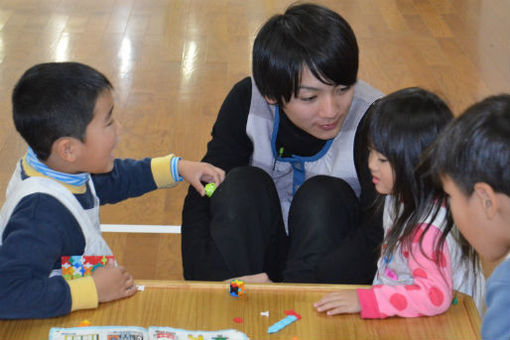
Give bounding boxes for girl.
[314,87,484,318]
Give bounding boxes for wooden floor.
[0,0,509,280]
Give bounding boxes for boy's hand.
[314,289,361,315]
[178,160,225,196]
[92,259,136,303]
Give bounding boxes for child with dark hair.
[0,62,224,319]
[432,94,510,339]
[182,3,384,284]
[314,88,484,318]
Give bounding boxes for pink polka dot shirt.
[357,196,482,318]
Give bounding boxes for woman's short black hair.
[12,62,113,160]
[252,3,358,106]
[432,94,510,196]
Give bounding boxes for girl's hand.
[314,290,361,315]
[178,160,225,196]
[92,259,137,303]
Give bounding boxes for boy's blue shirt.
[482,255,510,340]
[0,157,157,319]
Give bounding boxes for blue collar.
[25,147,90,186]
[271,105,333,163]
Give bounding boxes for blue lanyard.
[271,106,333,194]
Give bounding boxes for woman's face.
[279,66,355,140]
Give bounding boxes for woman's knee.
[211,166,280,215]
[289,175,360,238]
[216,166,274,196]
[293,175,358,211]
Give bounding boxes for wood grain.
[0,281,481,340]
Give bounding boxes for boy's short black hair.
[12,62,113,161]
[252,3,358,106]
[432,94,510,196]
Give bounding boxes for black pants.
[187,166,379,284]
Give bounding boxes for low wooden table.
[0,280,481,340]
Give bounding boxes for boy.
[182,3,383,283]
[0,62,224,319]
[432,94,510,339]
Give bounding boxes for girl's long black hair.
[365,87,458,264]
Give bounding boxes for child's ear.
[264,96,278,105]
[473,182,498,219]
[53,137,81,162]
